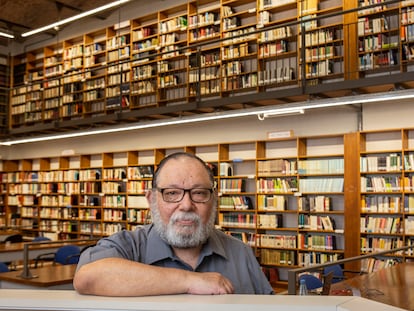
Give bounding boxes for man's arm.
[73,257,234,296]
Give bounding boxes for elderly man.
[74,152,273,296]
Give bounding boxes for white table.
[0,289,406,311]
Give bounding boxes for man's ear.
[145,189,153,203]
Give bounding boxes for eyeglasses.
[157,187,214,203]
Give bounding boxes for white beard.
[151,200,216,248]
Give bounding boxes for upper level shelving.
[7,0,414,135]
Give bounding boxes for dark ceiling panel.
[0,0,116,43]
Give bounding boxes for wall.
[1,100,412,160]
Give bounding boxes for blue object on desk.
[0,262,9,272]
[299,274,323,291]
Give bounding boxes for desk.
[0,240,94,263]
[0,264,75,290]
[330,262,414,310]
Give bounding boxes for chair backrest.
[54,245,81,265]
[321,271,333,295]
[33,236,51,242]
[299,274,323,291]
[4,234,23,243]
[323,264,344,283]
[0,262,9,272]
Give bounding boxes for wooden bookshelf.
[357,0,400,75]
[8,0,414,131]
[3,130,414,287]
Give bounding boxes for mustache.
[170,212,201,224]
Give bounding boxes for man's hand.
[186,272,234,295]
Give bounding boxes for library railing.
[287,244,414,295]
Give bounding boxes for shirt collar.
[144,225,228,265]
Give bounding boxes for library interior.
[0,0,413,310]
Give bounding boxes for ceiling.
[0,0,119,45]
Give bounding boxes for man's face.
[147,156,216,248]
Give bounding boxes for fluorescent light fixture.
[21,0,130,37]
[0,31,14,39]
[2,88,414,146]
[257,108,304,120]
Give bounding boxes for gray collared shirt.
[77,224,274,295]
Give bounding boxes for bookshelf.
[220,0,258,93]
[157,4,189,104]
[130,13,159,108]
[357,0,400,74]
[298,0,345,80]
[401,0,414,70]
[0,54,9,134]
[357,129,414,263]
[257,0,297,87]
[7,0,414,131]
[3,130,414,288]
[217,142,257,247]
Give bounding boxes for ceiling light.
[21,0,130,37]
[258,108,305,120]
[0,31,14,39]
[1,88,414,146]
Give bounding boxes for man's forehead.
[158,157,209,178]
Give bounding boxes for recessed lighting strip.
[21,0,130,37]
[0,31,14,39]
[2,89,414,146]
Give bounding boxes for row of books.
[361,176,402,192]
[305,59,334,77]
[102,195,127,208]
[257,194,287,211]
[126,208,150,224]
[305,46,335,62]
[260,249,296,265]
[359,51,399,70]
[258,40,289,57]
[360,154,401,172]
[159,16,188,34]
[298,195,331,212]
[405,216,414,234]
[219,178,245,193]
[258,26,292,43]
[257,177,298,193]
[258,214,283,228]
[188,12,219,28]
[360,195,401,213]
[218,212,256,228]
[257,67,295,85]
[304,29,335,47]
[358,16,389,36]
[219,195,252,210]
[298,177,344,193]
[225,231,256,246]
[259,233,297,249]
[361,238,404,254]
[297,158,344,175]
[297,233,337,250]
[258,0,296,10]
[297,252,340,267]
[257,159,296,176]
[189,26,220,41]
[360,216,402,234]
[360,258,399,273]
[132,27,154,40]
[298,214,335,231]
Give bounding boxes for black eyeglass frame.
[156,187,214,203]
